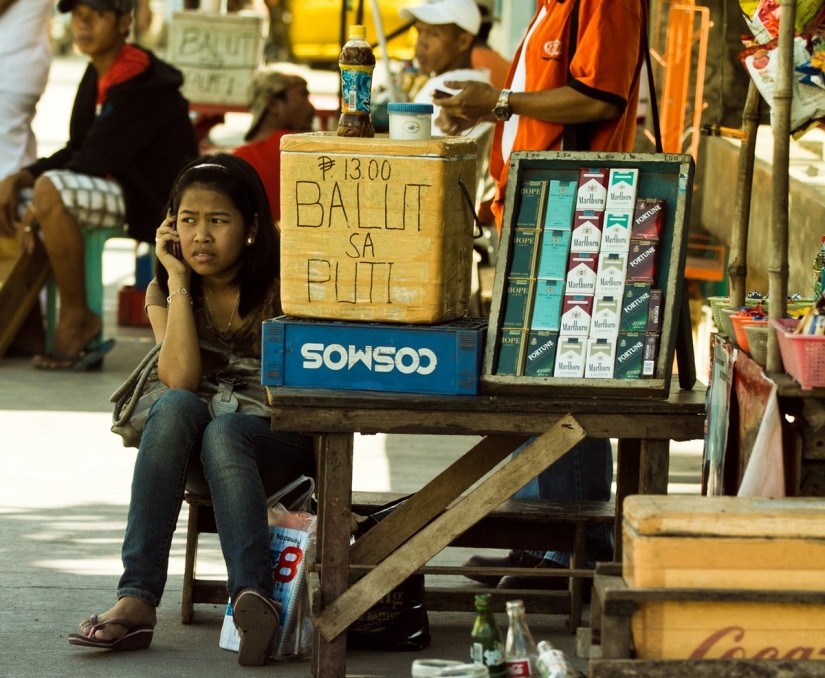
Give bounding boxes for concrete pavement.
[0,54,703,677]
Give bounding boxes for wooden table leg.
[638,439,670,495]
[311,433,354,678]
[613,439,640,562]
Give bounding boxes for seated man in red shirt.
[233,69,315,224]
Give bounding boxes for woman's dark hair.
[155,153,279,317]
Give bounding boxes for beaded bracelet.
[167,287,192,307]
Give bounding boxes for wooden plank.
[267,381,708,414]
[638,438,670,494]
[589,659,825,678]
[350,435,527,567]
[311,433,353,678]
[269,408,705,440]
[623,495,825,538]
[601,614,633,659]
[423,587,570,615]
[569,522,586,631]
[312,415,587,641]
[0,237,50,359]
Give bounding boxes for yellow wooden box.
[168,11,264,106]
[279,133,477,324]
[623,495,825,660]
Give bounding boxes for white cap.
[400,0,482,36]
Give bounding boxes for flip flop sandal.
[33,338,115,372]
[232,589,280,666]
[68,615,154,651]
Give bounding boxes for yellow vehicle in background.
[289,0,415,64]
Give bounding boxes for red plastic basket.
[771,318,825,390]
[731,316,767,353]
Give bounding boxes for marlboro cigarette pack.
[554,335,586,378]
[643,333,659,378]
[620,283,652,333]
[531,278,565,331]
[585,336,617,379]
[559,294,594,336]
[543,180,577,230]
[570,210,604,252]
[495,329,526,376]
[595,252,628,296]
[601,210,633,253]
[591,295,621,337]
[501,278,534,329]
[515,180,548,229]
[565,252,598,296]
[605,168,639,211]
[576,167,608,211]
[614,332,646,379]
[524,330,559,377]
[627,240,658,282]
[647,289,663,333]
[536,229,572,279]
[509,229,541,279]
[632,198,666,241]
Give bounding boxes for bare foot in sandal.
[32,309,103,370]
[77,596,157,643]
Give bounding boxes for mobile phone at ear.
[170,220,182,260]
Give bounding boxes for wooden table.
[267,382,707,677]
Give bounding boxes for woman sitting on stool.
[68,154,315,666]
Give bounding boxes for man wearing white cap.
[399,0,495,221]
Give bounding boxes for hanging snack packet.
[740,36,825,130]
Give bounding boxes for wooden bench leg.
[614,439,641,562]
[568,522,586,633]
[181,501,199,624]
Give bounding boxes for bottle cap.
[388,103,434,115]
[349,25,367,39]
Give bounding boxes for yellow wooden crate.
[623,495,825,660]
[624,495,825,590]
[279,133,477,324]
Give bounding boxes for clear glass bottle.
[504,600,538,676]
[470,593,507,678]
[337,24,375,137]
[534,640,578,678]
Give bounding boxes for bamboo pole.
[767,0,795,373]
[728,81,762,309]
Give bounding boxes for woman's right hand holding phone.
[155,211,188,279]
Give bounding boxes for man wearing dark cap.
[0,0,198,369]
[233,67,315,224]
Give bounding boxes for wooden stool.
[45,223,125,353]
[181,492,231,624]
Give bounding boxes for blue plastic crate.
[262,316,487,395]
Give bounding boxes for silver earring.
[246,237,253,246]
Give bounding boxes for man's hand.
[15,208,36,255]
[0,172,33,238]
[437,80,499,123]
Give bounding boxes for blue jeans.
[118,389,314,607]
[513,437,614,569]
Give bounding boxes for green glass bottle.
[470,594,506,678]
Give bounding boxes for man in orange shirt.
[439,0,647,589]
[439,0,646,227]
[233,68,315,224]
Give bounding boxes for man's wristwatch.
[493,89,512,121]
